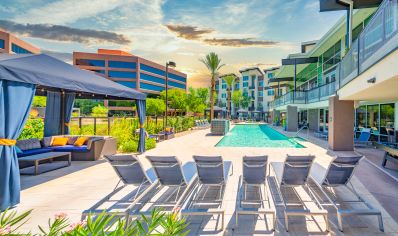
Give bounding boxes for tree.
[200,52,224,121]
[146,98,166,116]
[32,96,46,107]
[160,89,187,115]
[91,104,108,117]
[240,93,251,109]
[232,90,242,109]
[196,87,209,104]
[222,75,236,119]
[187,87,208,114]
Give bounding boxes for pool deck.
[16,125,398,235]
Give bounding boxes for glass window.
[168,73,186,83]
[109,61,136,69]
[11,43,32,54]
[258,91,263,97]
[76,59,105,67]
[222,93,226,98]
[0,39,4,49]
[243,82,248,87]
[140,73,164,84]
[356,105,366,129]
[109,70,136,79]
[222,84,227,89]
[140,82,164,92]
[235,83,240,89]
[168,80,186,89]
[367,104,379,129]
[140,64,165,76]
[243,76,249,81]
[267,89,274,96]
[215,84,219,90]
[380,103,395,138]
[117,81,136,89]
[92,69,105,74]
[259,81,264,87]
[268,73,273,78]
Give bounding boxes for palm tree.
[222,75,236,119]
[200,52,224,121]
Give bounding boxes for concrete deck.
[16,125,398,235]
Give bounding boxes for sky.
[0,0,345,88]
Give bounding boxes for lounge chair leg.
[235,213,239,227]
[221,213,225,230]
[324,215,330,232]
[337,213,343,232]
[273,212,276,231]
[378,214,384,232]
[284,212,289,232]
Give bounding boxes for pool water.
[216,124,304,148]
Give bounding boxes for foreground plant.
[0,208,32,235]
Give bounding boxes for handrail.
[293,124,309,138]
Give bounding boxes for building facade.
[0,29,40,54]
[269,1,398,146]
[73,49,187,96]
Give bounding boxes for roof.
[263,67,280,73]
[239,67,264,75]
[0,54,146,100]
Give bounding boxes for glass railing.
[340,0,398,87]
[269,81,336,108]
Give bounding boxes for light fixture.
[367,77,376,83]
[92,94,95,97]
[78,93,82,97]
[166,61,176,68]
[41,88,45,92]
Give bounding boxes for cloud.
[165,24,213,40]
[203,38,278,47]
[0,20,131,45]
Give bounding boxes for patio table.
[18,152,71,175]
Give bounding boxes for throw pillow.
[74,137,88,146]
[51,137,69,146]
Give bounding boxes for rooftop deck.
[17,126,398,235]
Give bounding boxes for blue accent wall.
[0,39,4,49]
[109,61,136,69]
[169,73,186,83]
[140,82,164,92]
[140,73,165,84]
[109,70,136,79]
[140,64,165,76]
[117,81,136,89]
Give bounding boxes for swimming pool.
[216,124,304,148]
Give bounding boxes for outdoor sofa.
[16,135,117,167]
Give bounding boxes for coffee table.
[19,152,71,175]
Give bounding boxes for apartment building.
[269,0,398,150]
[0,29,40,54]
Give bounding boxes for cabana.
[0,54,146,210]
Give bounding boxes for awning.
[206,106,226,111]
[0,54,146,101]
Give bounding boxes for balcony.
[269,81,336,109]
[249,86,256,89]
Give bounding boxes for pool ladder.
[293,125,309,138]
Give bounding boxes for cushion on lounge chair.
[51,145,89,152]
[17,147,53,157]
[282,155,315,186]
[146,156,185,186]
[193,155,225,185]
[105,154,150,185]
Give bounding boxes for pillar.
[328,95,355,151]
[308,109,319,131]
[286,105,298,132]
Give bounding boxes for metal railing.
[340,0,398,87]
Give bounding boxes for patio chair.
[310,155,383,232]
[354,128,371,147]
[125,155,197,222]
[236,155,276,231]
[82,154,155,219]
[181,155,233,231]
[270,155,329,232]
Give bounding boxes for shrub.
[18,118,44,140]
[91,105,108,117]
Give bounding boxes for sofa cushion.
[74,137,88,146]
[52,145,89,152]
[41,137,53,147]
[16,138,42,151]
[17,147,53,158]
[51,137,69,146]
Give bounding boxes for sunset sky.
[0,0,345,88]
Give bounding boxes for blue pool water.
[216,124,304,148]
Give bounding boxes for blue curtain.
[44,91,61,137]
[136,100,146,153]
[0,79,36,210]
[64,93,75,134]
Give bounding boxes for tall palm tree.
[222,75,236,119]
[200,52,224,121]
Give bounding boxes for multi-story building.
[268,0,398,150]
[74,49,187,112]
[0,28,40,54]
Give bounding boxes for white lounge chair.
[310,155,384,232]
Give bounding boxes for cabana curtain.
[44,91,61,137]
[136,100,146,153]
[0,79,36,210]
[64,93,75,134]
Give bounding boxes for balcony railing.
[269,81,336,108]
[340,0,398,87]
